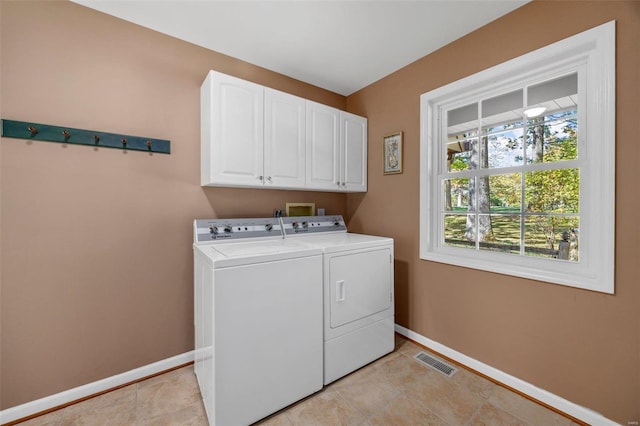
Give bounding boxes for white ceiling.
[72,0,530,96]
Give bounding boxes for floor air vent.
[414,351,458,377]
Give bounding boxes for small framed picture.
[285,202,315,217]
[383,132,403,174]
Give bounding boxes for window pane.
[482,90,523,119]
[525,169,579,213]
[486,128,524,168]
[444,178,469,211]
[465,213,492,241]
[527,110,578,164]
[528,73,577,105]
[488,174,521,212]
[467,174,493,214]
[444,214,474,249]
[478,214,520,255]
[448,103,478,129]
[524,216,579,261]
[447,137,476,172]
[546,110,577,161]
[447,102,479,171]
[481,90,525,169]
[526,73,578,164]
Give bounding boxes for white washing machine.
[281,215,395,384]
[193,217,323,426]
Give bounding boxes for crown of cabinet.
[201,70,367,192]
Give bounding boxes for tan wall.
[3,0,639,422]
[0,1,347,409]
[346,1,640,423]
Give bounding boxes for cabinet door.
[201,71,264,187]
[264,89,306,189]
[306,101,340,191]
[340,112,367,192]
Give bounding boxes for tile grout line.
[4,362,194,426]
[330,384,372,423]
[349,347,453,426]
[395,334,588,426]
[397,340,529,426]
[134,381,140,426]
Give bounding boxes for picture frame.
[285,202,315,217]
[383,132,403,174]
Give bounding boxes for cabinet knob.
[258,176,264,181]
[266,176,272,183]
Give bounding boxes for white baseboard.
[0,351,194,425]
[1,333,622,426]
[395,324,619,426]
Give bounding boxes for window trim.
[419,21,615,294]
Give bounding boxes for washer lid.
[195,239,321,268]
[214,240,310,257]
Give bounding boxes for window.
[420,21,615,293]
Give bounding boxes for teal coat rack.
[1,119,171,154]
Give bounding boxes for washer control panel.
[281,215,346,236]
[194,217,283,242]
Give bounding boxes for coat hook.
[121,137,127,146]
[62,130,71,139]
[146,140,152,149]
[28,125,38,135]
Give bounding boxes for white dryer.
[281,215,395,384]
[193,217,323,426]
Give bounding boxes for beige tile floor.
[15,336,580,426]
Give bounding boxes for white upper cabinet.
[306,102,367,192]
[305,101,341,191]
[201,70,367,192]
[264,88,306,189]
[341,111,367,192]
[201,71,264,187]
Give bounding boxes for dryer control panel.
[281,215,347,236]
[194,217,283,242]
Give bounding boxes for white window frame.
[419,21,615,294]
